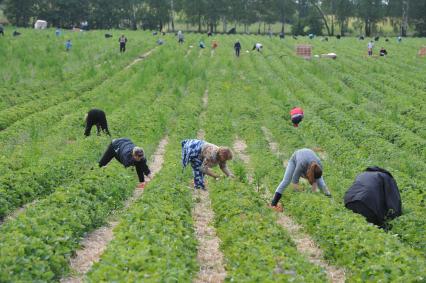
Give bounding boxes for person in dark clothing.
[99,138,152,188]
[344,166,402,227]
[379,47,388,56]
[119,34,127,53]
[234,40,241,57]
[0,24,4,36]
[84,109,110,136]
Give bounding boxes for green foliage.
[0,168,135,281]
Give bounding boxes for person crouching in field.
[253,43,263,52]
[181,139,234,190]
[270,148,331,211]
[379,47,388,56]
[99,138,152,189]
[84,109,110,136]
[290,107,304,127]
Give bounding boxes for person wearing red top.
[290,107,304,127]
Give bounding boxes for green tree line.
[3,0,426,36]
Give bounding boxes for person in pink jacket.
[290,107,304,127]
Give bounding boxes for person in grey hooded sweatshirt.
[99,138,151,188]
[270,148,331,211]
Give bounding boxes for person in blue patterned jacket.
[181,139,234,190]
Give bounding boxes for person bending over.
[271,148,331,210]
[84,108,110,136]
[99,138,151,188]
[290,107,304,127]
[181,139,234,190]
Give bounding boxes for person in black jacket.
[234,40,241,57]
[99,138,152,188]
[344,166,402,227]
[84,109,110,136]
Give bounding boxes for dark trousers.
[84,122,110,136]
[0,31,3,36]
[120,43,126,52]
[346,201,382,226]
[235,48,240,57]
[99,143,115,167]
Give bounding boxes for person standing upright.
[234,40,241,57]
[119,34,128,53]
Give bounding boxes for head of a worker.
[307,161,322,185]
[132,147,144,162]
[218,147,233,162]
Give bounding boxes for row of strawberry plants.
[237,44,426,274]
[0,44,190,281]
[0,70,155,221]
[297,36,426,83]
[199,39,328,281]
[0,34,158,130]
[307,39,426,138]
[0,46,173,220]
[248,42,426,256]
[267,38,426,156]
[262,40,426,195]
[0,43,158,175]
[86,51,208,281]
[0,30,154,110]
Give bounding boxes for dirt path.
[192,188,227,283]
[60,136,169,283]
[233,135,345,283]
[191,89,227,283]
[125,47,157,70]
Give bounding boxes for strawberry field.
[0,29,425,282]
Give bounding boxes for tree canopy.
[3,0,426,36]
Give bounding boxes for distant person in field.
[212,40,218,50]
[177,30,184,44]
[99,138,152,189]
[290,107,304,127]
[181,139,234,190]
[279,32,285,39]
[367,41,374,56]
[234,40,241,57]
[270,148,331,211]
[119,34,127,53]
[84,109,110,136]
[379,47,388,56]
[55,28,61,36]
[199,40,206,49]
[344,166,401,227]
[0,24,4,36]
[65,39,72,51]
[253,43,263,52]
